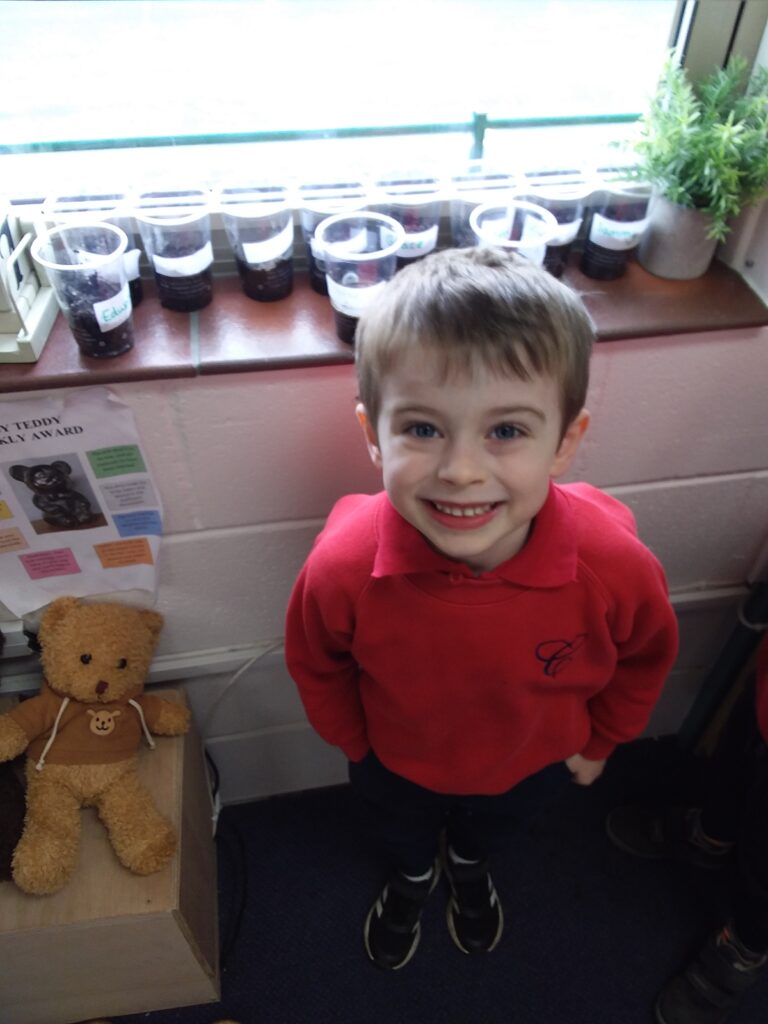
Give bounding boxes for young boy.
[285,246,679,971]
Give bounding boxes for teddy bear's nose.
[96,680,109,695]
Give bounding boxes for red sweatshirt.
[285,483,679,795]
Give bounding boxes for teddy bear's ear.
[38,597,81,644]
[138,609,164,639]
[9,465,27,482]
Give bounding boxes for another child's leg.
[656,748,768,1024]
[348,751,445,970]
[444,761,572,955]
[607,683,760,868]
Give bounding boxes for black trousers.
[348,750,572,877]
[699,680,768,952]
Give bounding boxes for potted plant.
[633,54,768,279]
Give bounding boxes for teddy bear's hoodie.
[7,680,167,766]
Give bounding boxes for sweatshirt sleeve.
[580,555,679,761]
[284,559,370,763]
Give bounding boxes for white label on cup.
[344,226,370,254]
[326,277,388,316]
[93,281,131,332]
[549,217,582,246]
[152,240,213,277]
[589,213,648,251]
[123,248,141,280]
[320,226,369,260]
[398,224,438,257]
[241,220,294,266]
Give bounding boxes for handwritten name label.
[93,282,132,332]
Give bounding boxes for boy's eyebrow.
[486,405,547,422]
[390,403,548,422]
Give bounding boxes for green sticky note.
[87,445,147,479]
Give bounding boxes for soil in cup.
[534,200,582,278]
[333,309,358,345]
[152,235,213,311]
[235,256,293,301]
[154,267,213,311]
[580,196,649,281]
[543,245,570,278]
[129,277,144,307]
[308,253,329,295]
[61,273,134,358]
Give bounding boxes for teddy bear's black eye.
[117,658,128,669]
[80,653,92,664]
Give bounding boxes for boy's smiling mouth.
[431,500,497,518]
[425,499,502,529]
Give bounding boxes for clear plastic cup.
[469,200,560,265]
[449,163,518,248]
[31,222,134,358]
[297,179,369,294]
[373,172,442,267]
[43,191,144,306]
[134,189,213,311]
[218,184,294,301]
[518,168,596,277]
[314,212,405,344]
[579,178,653,280]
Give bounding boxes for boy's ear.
[355,403,383,469]
[551,408,590,478]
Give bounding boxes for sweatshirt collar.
[372,483,577,587]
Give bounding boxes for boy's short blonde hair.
[355,247,595,436]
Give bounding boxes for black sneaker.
[444,855,504,955]
[606,805,733,870]
[363,864,439,970]
[656,925,768,1024]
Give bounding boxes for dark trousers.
[699,680,768,952]
[348,750,572,877]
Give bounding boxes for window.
[1,1,766,225]
[1,0,737,200]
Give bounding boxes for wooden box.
[0,688,219,1023]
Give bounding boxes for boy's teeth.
[433,502,493,518]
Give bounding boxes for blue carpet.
[113,737,768,1024]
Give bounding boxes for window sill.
[1,257,766,394]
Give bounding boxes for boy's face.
[358,347,588,573]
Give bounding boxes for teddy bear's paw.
[0,716,31,762]
[12,835,78,895]
[114,823,177,876]
[151,701,192,736]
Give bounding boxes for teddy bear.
[0,596,190,895]
[0,627,26,881]
[10,461,94,528]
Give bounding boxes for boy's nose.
[436,442,485,486]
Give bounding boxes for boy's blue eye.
[490,423,524,440]
[407,422,438,439]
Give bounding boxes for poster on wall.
[0,387,162,618]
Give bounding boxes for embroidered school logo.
[535,634,587,677]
